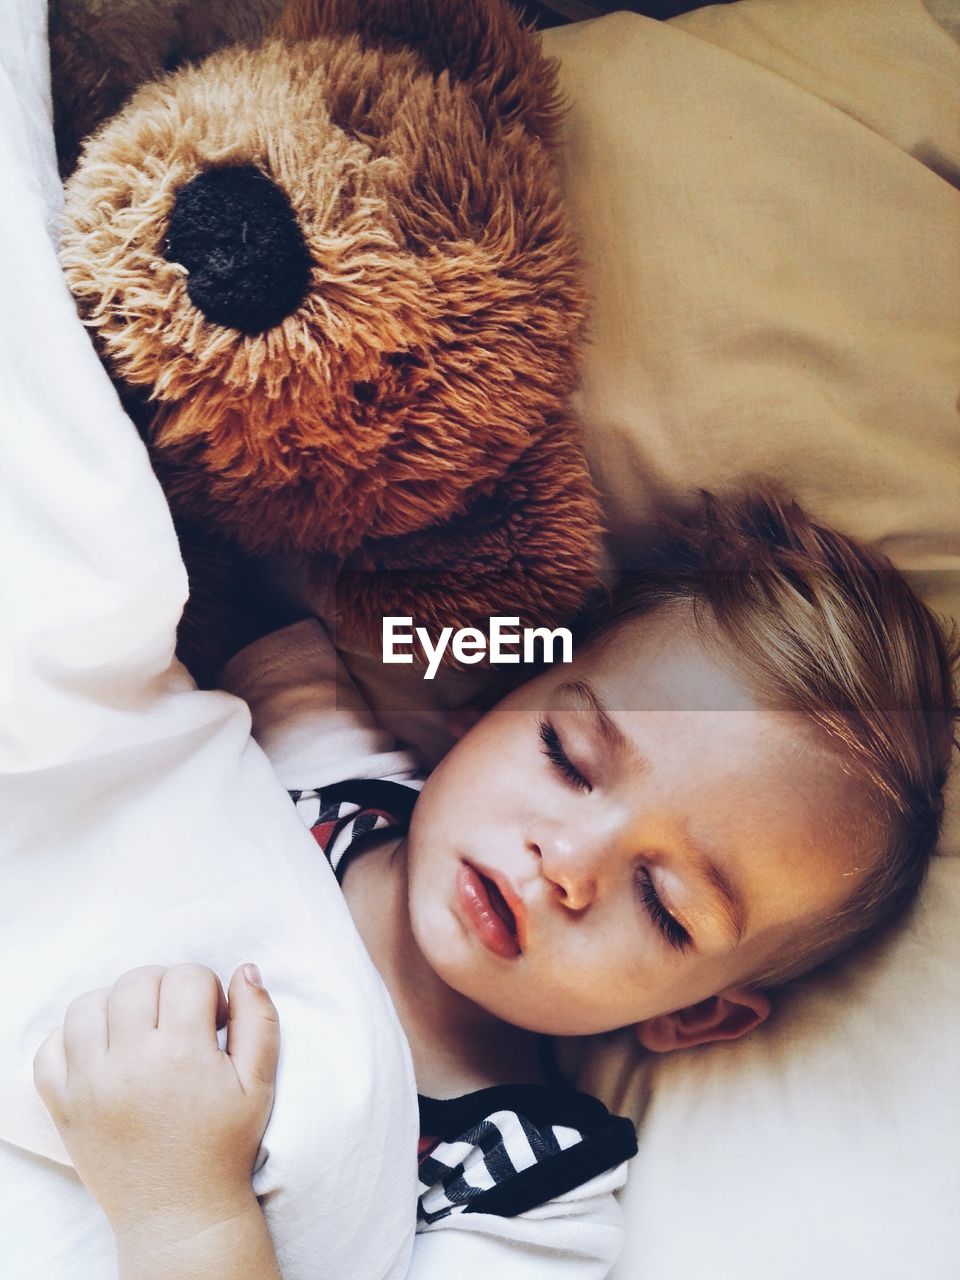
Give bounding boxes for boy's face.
[406,605,878,1041]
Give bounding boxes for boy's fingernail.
[243,963,264,988]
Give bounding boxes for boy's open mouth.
[458,862,523,958]
[479,871,519,943]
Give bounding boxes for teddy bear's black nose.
[164,165,311,335]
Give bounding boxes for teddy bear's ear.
[333,416,603,660]
[277,0,564,144]
[52,3,283,179]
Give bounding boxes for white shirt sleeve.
[220,619,421,790]
[410,1163,629,1280]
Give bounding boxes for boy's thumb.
[226,964,280,1093]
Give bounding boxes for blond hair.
[577,486,960,989]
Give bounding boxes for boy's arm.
[113,1201,281,1280]
[221,618,419,789]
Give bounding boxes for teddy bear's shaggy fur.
[50,0,284,178]
[58,0,601,673]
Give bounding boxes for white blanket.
[0,5,419,1278]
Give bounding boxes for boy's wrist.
[113,1194,280,1280]
[112,1189,261,1256]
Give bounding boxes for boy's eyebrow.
[558,680,749,947]
[556,680,646,766]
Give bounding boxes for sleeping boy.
[34,487,958,1280]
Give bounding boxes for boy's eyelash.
[636,869,691,952]
[538,719,591,792]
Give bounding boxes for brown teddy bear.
[55,0,601,682]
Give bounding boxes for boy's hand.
[33,963,280,1242]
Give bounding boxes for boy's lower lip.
[456,863,521,960]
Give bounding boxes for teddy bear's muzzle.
[164,164,312,336]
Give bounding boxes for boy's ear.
[635,987,771,1053]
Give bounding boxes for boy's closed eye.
[538,718,591,792]
[635,868,692,953]
[536,715,693,953]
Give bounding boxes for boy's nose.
[526,819,602,912]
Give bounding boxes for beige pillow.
[542,0,960,849]
[540,5,960,1277]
